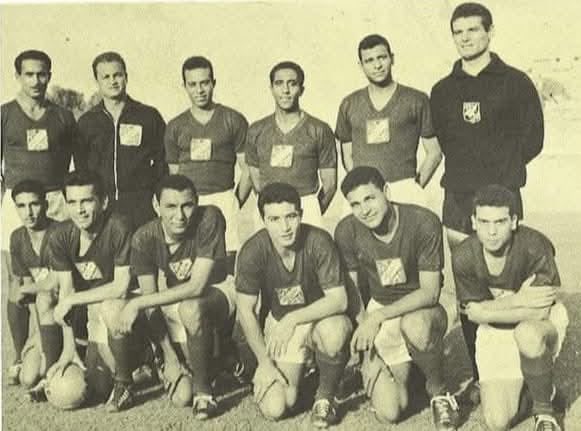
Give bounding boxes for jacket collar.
[451,52,507,78]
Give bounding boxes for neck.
[191,101,215,113]
[368,77,396,92]
[103,94,127,111]
[273,240,295,258]
[275,106,301,121]
[161,222,184,245]
[26,220,49,236]
[373,205,398,240]
[17,92,45,109]
[461,50,492,76]
[80,214,106,240]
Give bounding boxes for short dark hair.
[269,61,305,87]
[182,56,214,83]
[472,184,517,217]
[11,179,46,202]
[358,34,393,61]
[341,166,385,197]
[14,50,52,74]
[63,170,106,200]
[92,52,127,79]
[258,182,302,219]
[451,2,493,32]
[155,175,198,202]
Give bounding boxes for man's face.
[65,185,107,231]
[262,202,301,250]
[271,68,303,112]
[95,61,127,100]
[157,188,197,238]
[451,16,492,61]
[472,206,517,253]
[14,192,47,230]
[184,68,215,109]
[346,183,391,230]
[17,59,51,100]
[360,44,393,85]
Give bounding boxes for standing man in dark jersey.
[2,50,74,298]
[430,3,544,400]
[75,52,167,231]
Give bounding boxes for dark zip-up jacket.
[430,53,544,192]
[74,96,167,198]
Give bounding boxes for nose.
[488,224,498,236]
[27,205,34,217]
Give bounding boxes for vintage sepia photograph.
[1,0,580,430]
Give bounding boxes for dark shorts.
[442,188,523,234]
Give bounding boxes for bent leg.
[480,379,523,431]
[257,362,302,420]
[36,291,63,371]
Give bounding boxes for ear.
[212,78,217,87]
[488,24,495,39]
[382,183,391,201]
[510,214,518,230]
[102,194,109,211]
[152,194,160,216]
[471,215,477,231]
[299,85,305,97]
[46,72,52,83]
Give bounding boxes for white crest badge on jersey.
[75,261,103,281]
[376,258,407,286]
[463,102,481,124]
[30,267,50,283]
[169,258,193,281]
[366,118,390,144]
[119,124,143,146]
[270,145,293,168]
[190,138,212,161]
[27,129,49,151]
[276,284,306,306]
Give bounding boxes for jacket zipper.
[103,109,120,200]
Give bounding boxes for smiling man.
[75,52,167,231]
[430,3,544,402]
[235,182,351,428]
[336,35,441,206]
[246,61,337,228]
[335,166,458,430]
[164,56,250,259]
[452,185,567,431]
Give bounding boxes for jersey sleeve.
[112,217,133,267]
[130,228,157,276]
[418,92,436,138]
[151,109,168,185]
[195,207,226,261]
[245,123,259,167]
[231,111,249,154]
[335,97,352,143]
[47,226,73,272]
[317,122,337,169]
[9,231,28,277]
[527,234,560,287]
[235,239,262,296]
[73,115,90,172]
[312,230,343,290]
[416,212,444,272]
[163,119,179,164]
[334,218,360,271]
[514,73,544,164]
[451,246,493,303]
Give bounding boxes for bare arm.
[284,285,347,327]
[236,292,269,365]
[66,266,131,307]
[317,167,337,214]
[340,142,354,172]
[19,273,58,295]
[417,136,442,188]
[465,301,550,324]
[53,271,80,364]
[168,163,179,175]
[235,153,252,207]
[248,166,261,194]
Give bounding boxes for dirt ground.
[2,209,580,431]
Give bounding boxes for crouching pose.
[7,180,59,388]
[452,185,568,431]
[236,182,352,428]
[46,170,146,412]
[335,167,458,430]
[113,174,237,420]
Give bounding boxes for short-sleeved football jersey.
[47,212,132,291]
[10,219,57,283]
[131,205,226,287]
[245,112,336,196]
[236,224,343,320]
[164,105,248,195]
[335,85,434,182]
[452,225,560,304]
[335,204,443,305]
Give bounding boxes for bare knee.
[483,408,513,431]
[178,299,206,334]
[400,307,447,351]
[170,375,193,408]
[99,299,126,331]
[20,347,42,389]
[312,315,352,356]
[371,378,404,424]
[258,383,287,420]
[514,322,550,357]
[36,292,56,324]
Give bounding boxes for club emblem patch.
[463,102,481,124]
[30,267,50,283]
[26,129,49,151]
[276,284,305,306]
[376,258,407,286]
[75,261,103,281]
[366,118,390,144]
[190,138,212,161]
[270,145,293,168]
[169,258,193,281]
[119,124,143,146]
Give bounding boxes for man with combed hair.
[75,51,167,231]
[452,185,567,431]
[335,166,458,430]
[430,2,544,401]
[236,182,351,428]
[45,170,145,412]
[7,180,60,388]
[112,174,237,420]
[1,49,74,306]
[164,56,250,265]
[335,34,442,206]
[246,61,337,228]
